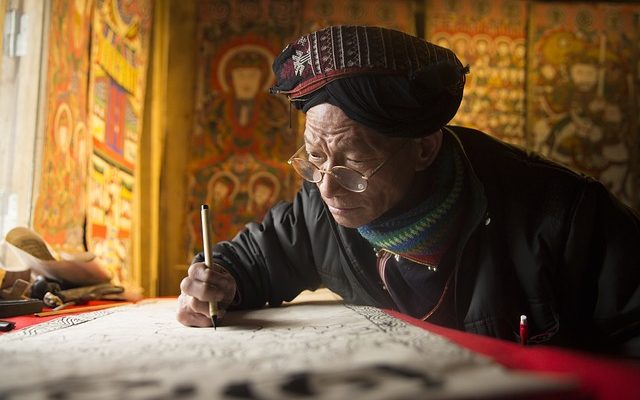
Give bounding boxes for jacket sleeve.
[560,178,640,356]
[203,183,324,309]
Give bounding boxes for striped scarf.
[357,135,465,268]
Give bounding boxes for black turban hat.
[270,25,469,137]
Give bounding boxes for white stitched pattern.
[293,50,311,76]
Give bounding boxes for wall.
[29,0,153,294]
[425,0,639,211]
[161,0,639,295]
[23,1,639,296]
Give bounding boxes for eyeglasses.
[287,142,406,193]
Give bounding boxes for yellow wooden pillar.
[134,0,196,296]
[134,0,168,297]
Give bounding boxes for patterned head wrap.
[270,25,469,137]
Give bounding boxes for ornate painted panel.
[186,0,303,256]
[527,2,640,210]
[426,0,528,146]
[32,0,93,254]
[186,0,418,259]
[302,0,415,33]
[87,0,153,284]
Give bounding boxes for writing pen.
[519,314,528,346]
[200,204,219,329]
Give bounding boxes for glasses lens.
[289,158,368,192]
[290,159,323,182]
[332,167,367,192]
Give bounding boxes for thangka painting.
[527,2,640,211]
[302,0,415,33]
[87,0,152,285]
[32,0,93,254]
[425,0,527,146]
[186,0,302,255]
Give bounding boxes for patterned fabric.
[270,25,469,138]
[357,134,466,268]
[270,25,467,100]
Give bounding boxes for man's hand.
[177,262,237,327]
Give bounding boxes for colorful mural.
[87,0,152,285]
[527,2,640,210]
[302,0,415,33]
[426,0,527,146]
[186,0,417,258]
[33,0,92,254]
[187,0,302,256]
[31,1,640,291]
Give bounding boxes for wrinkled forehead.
[303,104,400,152]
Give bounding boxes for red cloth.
[0,300,118,332]
[388,310,640,400]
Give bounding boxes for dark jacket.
[207,126,640,357]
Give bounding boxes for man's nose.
[317,170,342,197]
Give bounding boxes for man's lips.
[326,204,358,214]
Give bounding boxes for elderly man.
[177,26,640,356]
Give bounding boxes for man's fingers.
[180,276,232,303]
[178,263,237,328]
[189,263,233,286]
[180,276,214,302]
[177,310,212,327]
[187,262,209,280]
[185,262,236,303]
[182,291,210,315]
[176,293,213,327]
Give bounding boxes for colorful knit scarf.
[357,135,466,268]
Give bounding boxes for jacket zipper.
[376,249,452,321]
[377,248,438,271]
[376,250,393,291]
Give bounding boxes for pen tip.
[212,315,218,330]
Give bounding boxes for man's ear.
[414,129,443,171]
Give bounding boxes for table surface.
[2,290,639,400]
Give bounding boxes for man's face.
[304,103,417,228]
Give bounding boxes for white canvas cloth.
[0,297,573,399]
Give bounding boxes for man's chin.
[330,212,368,229]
